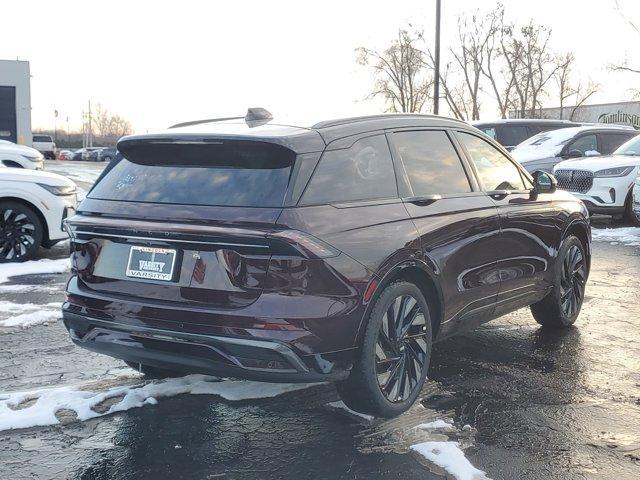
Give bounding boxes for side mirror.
[565,149,583,158]
[585,150,600,157]
[532,170,557,194]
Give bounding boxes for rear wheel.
[531,235,587,328]
[0,201,43,262]
[124,361,183,379]
[336,281,433,418]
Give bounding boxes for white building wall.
[0,59,32,146]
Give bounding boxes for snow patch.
[0,301,61,328]
[411,441,490,480]
[0,258,69,284]
[591,227,640,246]
[0,375,317,431]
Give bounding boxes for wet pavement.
[0,161,639,479]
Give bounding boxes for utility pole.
[433,0,441,115]
[53,108,58,143]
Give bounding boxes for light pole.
[433,0,441,115]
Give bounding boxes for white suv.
[553,134,640,225]
[32,134,57,159]
[0,165,77,261]
[0,140,45,170]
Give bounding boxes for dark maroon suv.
[62,110,591,417]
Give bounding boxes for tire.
[0,201,44,262]
[124,361,183,379]
[336,281,433,418]
[623,191,640,226]
[531,235,587,328]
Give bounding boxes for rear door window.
[88,141,295,207]
[599,133,636,154]
[458,132,526,191]
[392,130,471,196]
[496,125,529,146]
[301,134,397,205]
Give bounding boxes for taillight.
[268,230,340,259]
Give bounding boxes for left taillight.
[268,230,340,259]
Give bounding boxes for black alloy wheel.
[0,202,43,262]
[531,235,587,328]
[375,294,429,402]
[559,244,586,318]
[336,281,433,417]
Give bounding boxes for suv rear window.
[33,135,52,142]
[88,141,295,207]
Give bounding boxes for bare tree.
[444,11,500,120]
[554,53,600,120]
[480,5,517,118]
[610,0,640,98]
[356,29,432,113]
[92,104,133,143]
[554,53,576,119]
[502,21,559,118]
[568,81,601,121]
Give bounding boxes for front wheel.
[336,281,433,418]
[623,191,640,226]
[531,235,587,328]
[0,201,43,262]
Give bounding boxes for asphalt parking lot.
[0,160,639,479]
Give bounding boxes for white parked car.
[511,125,638,173]
[553,134,640,225]
[32,134,57,159]
[0,139,45,170]
[0,164,77,261]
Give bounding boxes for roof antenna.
[245,107,273,125]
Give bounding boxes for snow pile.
[0,301,61,328]
[0,375,317,431]
[591,227,640,246]
[0,258,69,284]
[411,441,489,480]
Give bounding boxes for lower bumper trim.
[62,310,349,383]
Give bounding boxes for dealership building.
[511,101,640,129]
[0,59,32,146]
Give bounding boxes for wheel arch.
[356,260,445,346]
[0,196,50,246]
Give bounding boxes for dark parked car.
[86,149,104,162]
[63,111,591,417]
[472,119,581,151]
[97,148,117,162]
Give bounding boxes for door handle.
[486,190,511,199]
[403,195,442,206]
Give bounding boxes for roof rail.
[169,116,244,129]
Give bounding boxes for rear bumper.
[62,308,352,383]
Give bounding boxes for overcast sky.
[2,0,639,132]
